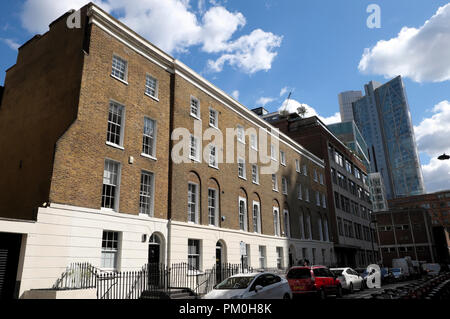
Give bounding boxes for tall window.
[316,191,320,206]
[314,169,318,182]
[303,165,308,176]
[322,194,327,208]
[259,246,266,268]
[306,214,312,239]
[276,247,283,269]
[295,159,300,172]
[299,213,305,239]
[102,159,120,210]
[297,183,302,200]
[253,202,261,233]
[209,144,217,168]
[111,55,127,81]
[319,173,324,185]
[250,134,258,150]
[188,183,198,223]
[188,239,200,271]
[139,171,154,216]
[305,188,310,202]
[190,96,200,118]
[107,101,124,147]
[251,164,259,184]
[189,135,200,161]
[209,108,218,128]
[280,151,286,165]
[283,209,290,237]
[142,117,156,157]
[282,177,288,195]
[238,158,246,179]
[239,198,247,231]
[208,189,218,226]
[318,218,323,241]
[272,174,278,191]
[237,125,245,143]
[273,208,280,236]
[101,231,119,270]
[145,74,158,98]
[270,144,276,160]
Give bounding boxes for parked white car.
[203,272,292,299]
[330,268,364,293]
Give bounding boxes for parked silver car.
[330,267,364,293]
[203,272,292,299]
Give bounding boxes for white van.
[422,263,440,276]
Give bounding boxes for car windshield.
[331,270,343,276]
[215,276,255,290]
[287,268,311,279]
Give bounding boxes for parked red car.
[286,266,343,299]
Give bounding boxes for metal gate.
[0,233,22,299]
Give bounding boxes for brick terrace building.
[261,113,378,267]
[374,208,436,267]
[0,3,333,298]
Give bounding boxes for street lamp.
[438,153,450,160]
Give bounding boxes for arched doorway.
[215,240,226,283]
[148,233,162,264]
[288,245,296,268]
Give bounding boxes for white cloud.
[231,90,239,100]
[278,99,341,124]
[414,100,450,156]
[414,100,450,192]
[279,86,291,97]
[359,3,450,82]
[1,38,21,50]
[421,157,450,193]
[20,0,282,74]
[207,29,282,74]
[256,96,275,106]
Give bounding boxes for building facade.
[369,173,389,212]
[338,90,362,123]
[350,77,425,200]
[261,114,379,268]
[0,4,333,298]
[374,208,436,267]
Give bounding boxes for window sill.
[189,157,201,163]
[190,114,202,121]
[208,164,219,170]
[141,153,157,161]
[281,163,286,167]
[144,92,159,102]
[101,207,117,213]
[237,140,246,145]
[209,123,219,130]
[106,141,124,150]
[273,189,279,193]
[238,176,247,181]
[110,74,128,85]
[250,147,258,152]
[252,181,260,185]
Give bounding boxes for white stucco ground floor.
[0,203,334,298]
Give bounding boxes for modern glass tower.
[338,91,362,122]
[351,76,425,199]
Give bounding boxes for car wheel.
[349,283,354,294]
[283,293,291,300]
[336,285,343,298]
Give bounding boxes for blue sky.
[0,0,449,192]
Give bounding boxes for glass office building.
[351,76,425,199]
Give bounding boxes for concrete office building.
[338,91,362,122]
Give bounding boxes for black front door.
[148,244,160,264]
[0,233,22,299]
[216,245,222,283]
[148,244,161,287]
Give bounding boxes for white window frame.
[106,100,125,149]
[270,144,277,161]
[322,194,327,208]
[188,182,199,224]
[305,188,310,202]
[252,201,261,233]
[190,96,201,119]
[314,169,318,182]
[237,125,245,144]
[238,197,248,231]
[273,207,281,237]
[318,218,324,241]
[280,151,286,166]
[283,209,290,238]
[323,218,329,241]
[306,214,312,239]
[303,164,308,176]
[139,170,154,216]
[102,159,121,212]
[251,164,259,184]
[272,174,278,192]
[189,135,200,162]
[141,117,157,159]
[188,239,201,271]
[276,247,283,269]
[250,134,258,151]
[238,157,246,179]
[259,246,266,269]
[111,54,128,83]
[282,177,288,195]
[101,230,120,270]
[297,183,303,200]
[319,173,324,185]
[208,188,219,226]
[316,191,321,206]
[144,74,158,100]
[209,107,218,129]
[295,159,300,173]
[208,144,218,168]
[299,213,305,239]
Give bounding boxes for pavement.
[339,279,422,299]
